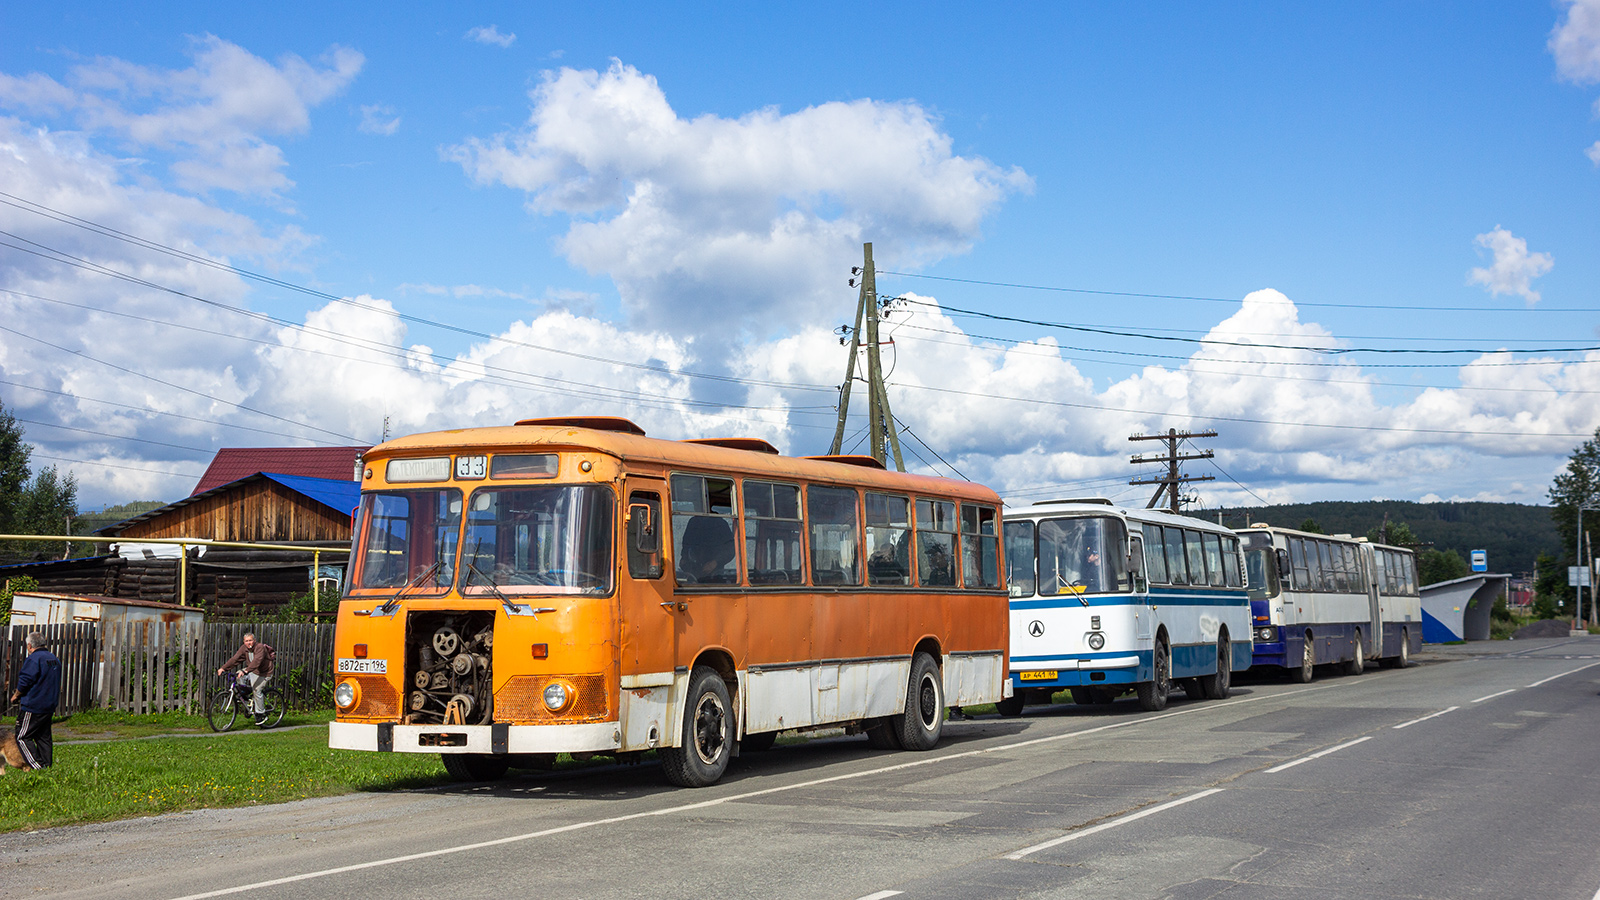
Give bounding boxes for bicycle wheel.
[261,687,286,728]
[207,688,238,732]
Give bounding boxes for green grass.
[0,725,450,833]
[53,707,336,741]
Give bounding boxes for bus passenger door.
[619,482,676,680]
[1363,547,1382,658]
[1130,535,1152,641]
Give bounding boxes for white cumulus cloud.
[1552,0,1600,83]
[358,103,399,136]
[448,61,1032,339]
[1467,227,1553,304]
[465,26,516,48]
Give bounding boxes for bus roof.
[367,420,1002,502]
[1005,499,1236,533]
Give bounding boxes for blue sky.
[1,2,1598,513]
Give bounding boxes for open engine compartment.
[405,611,495,725]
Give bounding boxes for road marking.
[1004,789,1225,860]
[1527,661,1600,688]
[854,892,904,900]
[1264,736,1372,774]
[166,683,1345,900]
[1471,689,1517,703]
[1392,706,1458,729]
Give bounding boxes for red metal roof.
[193,447,368,496]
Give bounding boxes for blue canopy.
[261,472,361,518]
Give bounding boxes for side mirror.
[1276,548,1291,578]
[630,503,659,553]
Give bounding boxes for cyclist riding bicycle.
[217,632,275,726]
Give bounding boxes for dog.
[0,725,28,774]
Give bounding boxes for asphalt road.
[5,636,1599,900]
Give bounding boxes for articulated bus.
[1000,500,1251,714]
[1238,525,1422,680]
[329,417,1009,786]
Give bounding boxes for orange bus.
[329,417,1010,786]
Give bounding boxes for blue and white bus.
[999,500,1252,714]
[1238,525,1422,680]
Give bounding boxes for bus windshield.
[459,485,614,595]
[1241,532,1280,602]
[1037,516,1128,595]
[355,489,462,591]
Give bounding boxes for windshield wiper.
[464,561,534,618]
[375,561,443,616]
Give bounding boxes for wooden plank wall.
[1,623,100,716]
[100,620,203,715]
[116,480,352,543]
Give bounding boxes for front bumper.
[329,720,621,754]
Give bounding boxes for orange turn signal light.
[354,643,368,658]
[531,643,549,659]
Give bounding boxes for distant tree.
[1418,548,1470,585]
[1550,427,1600,560]
[1299,518,1324,534]
[0,400,79,560]
[1533,551,1572,617]
[1367,520,1418,547]
[0,401,30,534]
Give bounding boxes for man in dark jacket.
[9,631,61,769]
[217,632,275,725]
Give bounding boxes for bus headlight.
[1255,627,1276,642]
[543,681,571,712]
[1087,632,1106,650]
[335,679,359,710]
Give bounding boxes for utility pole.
[828,242,904,470]
[1129,428,1216,514]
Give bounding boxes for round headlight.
[335,680,358,709]
[1087,632,1106,650]
[543,682,570,711]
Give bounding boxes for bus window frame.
[742,478,806,588]
[351,487,463,595]
[670,471,743,589]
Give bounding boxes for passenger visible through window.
[672,474,739,585]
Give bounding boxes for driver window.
[627,491,662,579]
[671,474,739,586]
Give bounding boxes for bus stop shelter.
[1420,573,1510,642]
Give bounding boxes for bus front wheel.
[1200,635,1231,700]
[661,666,732,787]
[442,753,509,782]
[996,692,1026,717]
[1136,637,1171,712]
[1290,634,1316,683]
[892,653,945,751]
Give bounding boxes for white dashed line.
[1392,706,1458,729]
[1471,689,1517,703]
[1527,661,1600,688]
[853,892,904,900]
[1004,788,1226,860]
[1264,736,1373,774]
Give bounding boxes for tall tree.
[0,400,79,560]
[1550,427,1600,556]
[0,400,31,535]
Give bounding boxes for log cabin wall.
[113,479,352,543]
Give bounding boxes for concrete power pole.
[1129,428,1217,514]
[829,242,905,470]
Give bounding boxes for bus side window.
[809,485,862,586]
[1005,519,1036,597]
[1317,542,1336,592]
[744,481,804,585]
[1202,533,1225,587]
[672,474,740,585]
[1342,545,1361,593]
[1290,538,1310,590]
[1222,536,1242,588]
[1143,525,1169,584]
[916,498,957,587]
[1164,525,1188,585]
[627,492,663,579]
[961,503,1000,589]
[1129,536,1147,593]
[1183,530,1207,588]
[866,493,912,586]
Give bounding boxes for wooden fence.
[2,621,335,715]
[1,624,99,716]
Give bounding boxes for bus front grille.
[347,675,401,720]
[495,674,611,723]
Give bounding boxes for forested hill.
[1210,501,1558,574]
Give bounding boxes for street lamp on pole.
[1578,505,1597,628]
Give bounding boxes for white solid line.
[1527,661,1600,688]
[1264,736,1373,774]
[1392,706,1459,729]
[1004,788,1225,860]
[167,682,1345,900]
[854,892,904,900]
[1471,688,1517,703]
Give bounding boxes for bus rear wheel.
[1200,635,1231,700]
[661,666,732,787]
[1382,628,1410,668]
[1136,636,1171,712]
[1343,631,1365,676]
[1290,633,1316,683]
[996,692,1026,717]
[892,652,945,751]
[741,731,777,752]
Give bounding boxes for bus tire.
[865,719,902,748]
[1070,687,1098,706]
[996,693,1026,717]
[661,666,732,787]
[1091,688,1118,704]
[1383,628,1410,669]
[1200,635,1231,700]
[442,753,509,782]
[1136,636,1171,712]
[1343,631,1365,676]
[741,731,777,752]
[892,652,945,751]
[1290,633,1316,683]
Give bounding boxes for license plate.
[1019,670,1058,681]
[337,658,387,674]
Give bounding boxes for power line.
[0,379,340,442]
[12,417,212,455]
[898,298,1600,356]
[31,453,205,480]
[877,269,1600,314]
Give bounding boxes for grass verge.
[0,725,449,833]
[52,708,334,742]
